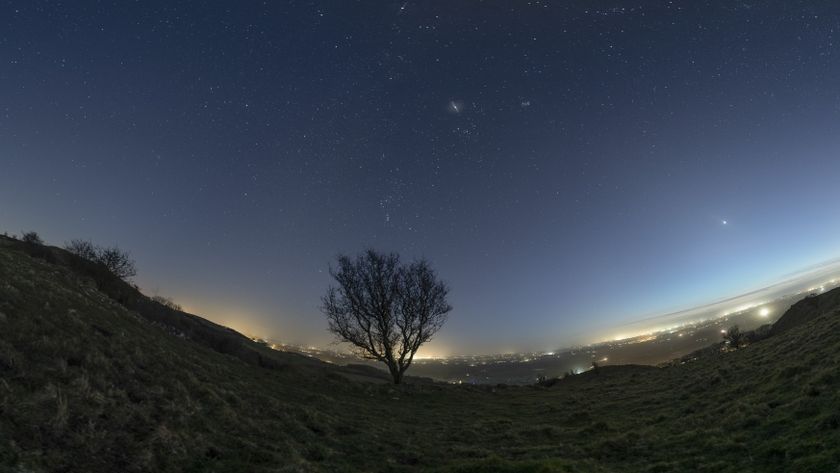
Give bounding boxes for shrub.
[96,246,137,280]
[723,325,745,349]
[743,324,773,345]
[21,231,43,245]
[536,375,560,387]
[64,239,137,281]
[65,239,99,261]
[151,295,182,311]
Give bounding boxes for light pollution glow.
[162,258,840,359]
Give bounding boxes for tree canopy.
[322,249,451,384]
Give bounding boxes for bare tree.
[97,246,137,280]
[321,250,451,384]
[64,239,137,280]
[65,239,99,261]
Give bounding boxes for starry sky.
[3,1,840,355]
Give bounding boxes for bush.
[151,295,182,311]
[21,231,43,245]
[65,239,99,261]
[743,324,773,345]
[723,325,745,349]
[536,375,560,387]
[96,246,137,280]
[64,239,137,280]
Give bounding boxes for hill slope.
[0,235,335,370]
[771,287,840,335]
[2,240,840,472]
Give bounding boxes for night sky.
[3,1,840,355]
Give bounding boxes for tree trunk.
[387,362,402,384]
[391,369,403,384]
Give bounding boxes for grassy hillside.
[2,239,840,472]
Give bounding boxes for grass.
[1,238,840,472]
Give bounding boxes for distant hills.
[2,233,840,471]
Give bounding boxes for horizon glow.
[2,2,840,355]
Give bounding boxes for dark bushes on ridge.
[536,375,560,387]
[743,324,773,345]
[21,231,43,245]
[65,239,98,261]
[151,295,182,311]
[64,239,137,280]
[723,325,745,349]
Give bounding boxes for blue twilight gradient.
[2,1,840,354]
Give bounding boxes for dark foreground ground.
[1,237,840,472]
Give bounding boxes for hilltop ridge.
[0,234,407,383]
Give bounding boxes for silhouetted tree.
[723,325,745,349]
[97,246,137,280]
[64,239,98,261]
[64,239,137,280]
[21,231,43,245]
[321,249,452,384]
